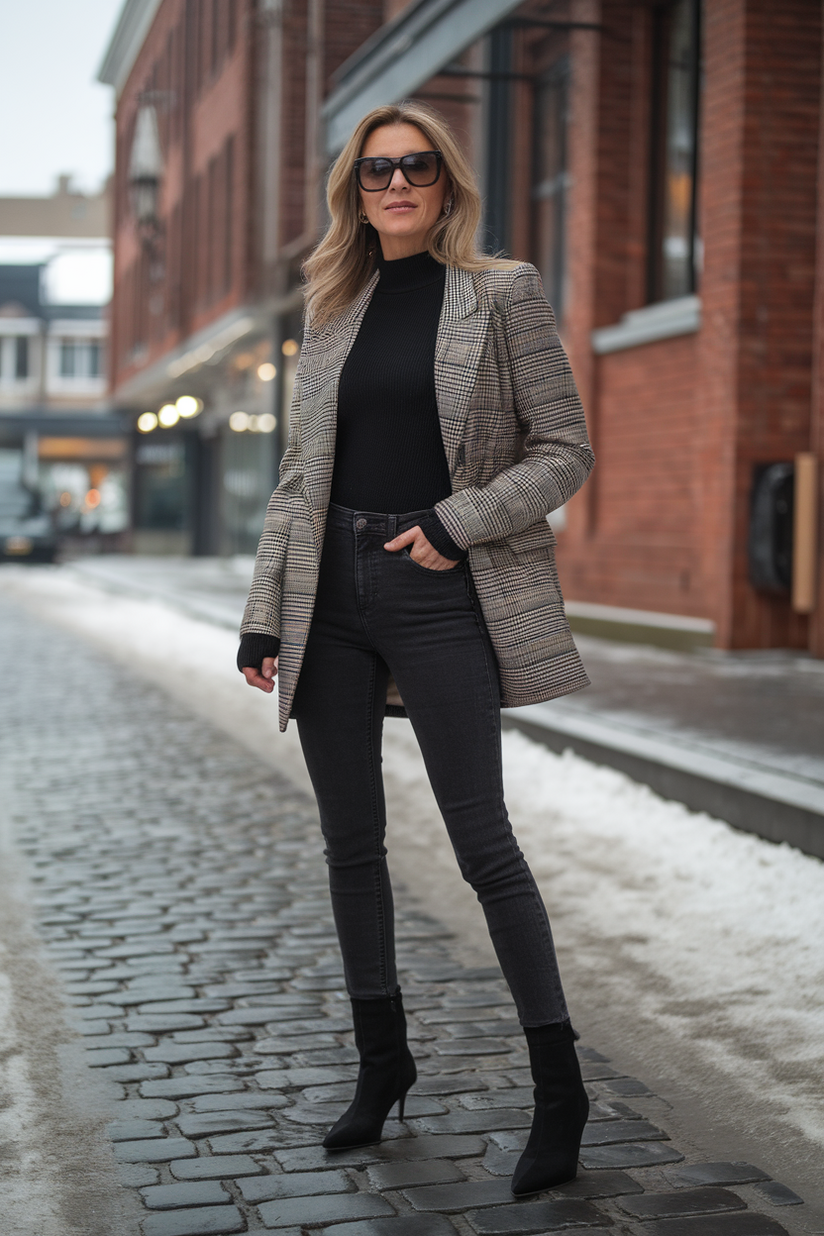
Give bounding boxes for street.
[0,564,822,1236]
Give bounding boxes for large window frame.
[648,0,702,303]
[483,25,514,255]
[531,56,570,321]
[58,338,104,380]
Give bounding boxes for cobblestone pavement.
[0,594,812,1236]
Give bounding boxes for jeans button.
[355,518,367,530]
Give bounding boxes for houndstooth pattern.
[241,262,595,731]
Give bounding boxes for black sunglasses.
[354,150,443,192]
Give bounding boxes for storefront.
[0,413,130,560]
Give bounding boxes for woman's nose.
[389,166,408,189]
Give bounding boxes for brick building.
[100,0,383,554]
[102,0,824,654]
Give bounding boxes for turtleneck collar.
[376,249,444,294]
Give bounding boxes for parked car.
[0,450,57,563]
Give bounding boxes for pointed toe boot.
[510,1020,590,1197]
[323,990,417,1151]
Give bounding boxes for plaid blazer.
[241,261,595,731]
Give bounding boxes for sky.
[0,0,126,197]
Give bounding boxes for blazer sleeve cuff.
[237,632,280,673]
[418,510,468,560]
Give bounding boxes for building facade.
[0,178,128,559]
[102,0,824,655]
[0,264,108,414]
[100,0,384,555]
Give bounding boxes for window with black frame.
[484,26,513,255]
[532,58,570,321]
[649,0,701,302]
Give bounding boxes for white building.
[0,243,110,411]
[0,179,128,557]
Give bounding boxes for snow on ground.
[384,716,824,1150]
[3,565,824,1154]
[505,734,824,1142]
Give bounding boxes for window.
[0,337,32,380]
[60,340,76,377]
[135,439,188,531]
[15,336,29,379]
[649,0,701,302]
[484,26,513,254]
[532,58,570,320]
[59,339,105,379]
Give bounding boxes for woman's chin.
[376,223,430,251]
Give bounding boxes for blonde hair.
[303,100,508,327]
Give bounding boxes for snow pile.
[501,730,824,1143]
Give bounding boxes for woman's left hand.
[384,525,458,570]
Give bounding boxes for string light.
[158,404,179,427]
[176,395,201,417]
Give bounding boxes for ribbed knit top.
[330,249,451,514]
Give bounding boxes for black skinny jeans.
[291,503,569,1027]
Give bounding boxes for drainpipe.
[259,0,285,284]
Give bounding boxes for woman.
[238,100,594,1197]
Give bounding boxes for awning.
[0,413,129,436]
[323,0,524,154]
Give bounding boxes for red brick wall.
[560,0,601,566]
[555,0,822,650]
[111,0,385,396]
[564,335,702,613]
[691,0,748,646]
[592,1,641,330]
[724,0,820,649]
[323,1,384,93]
[111,0,253,391]
[811,1,824,658]
[280,0,309,250]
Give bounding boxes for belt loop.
[388,514,398,540]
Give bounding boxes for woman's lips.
[385,202,416,211]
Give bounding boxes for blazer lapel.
[301,270,379,546]
[435,266,490,475]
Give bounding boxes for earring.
[442,196,453,217]
[358,210,369,224]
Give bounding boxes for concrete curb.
[566,600,715,652]
[502,703,824,861]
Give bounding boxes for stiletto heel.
[323,991,417,1151]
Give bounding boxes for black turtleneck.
[330,249,457,530]
[238,250,464,673]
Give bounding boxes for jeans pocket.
[401,548,463,576]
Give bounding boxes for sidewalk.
[68,555,824,859]
[0,588,815,1236]
[504,638,824,860]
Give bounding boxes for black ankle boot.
[510,1020,590,1196]
[322,991,417,1150]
